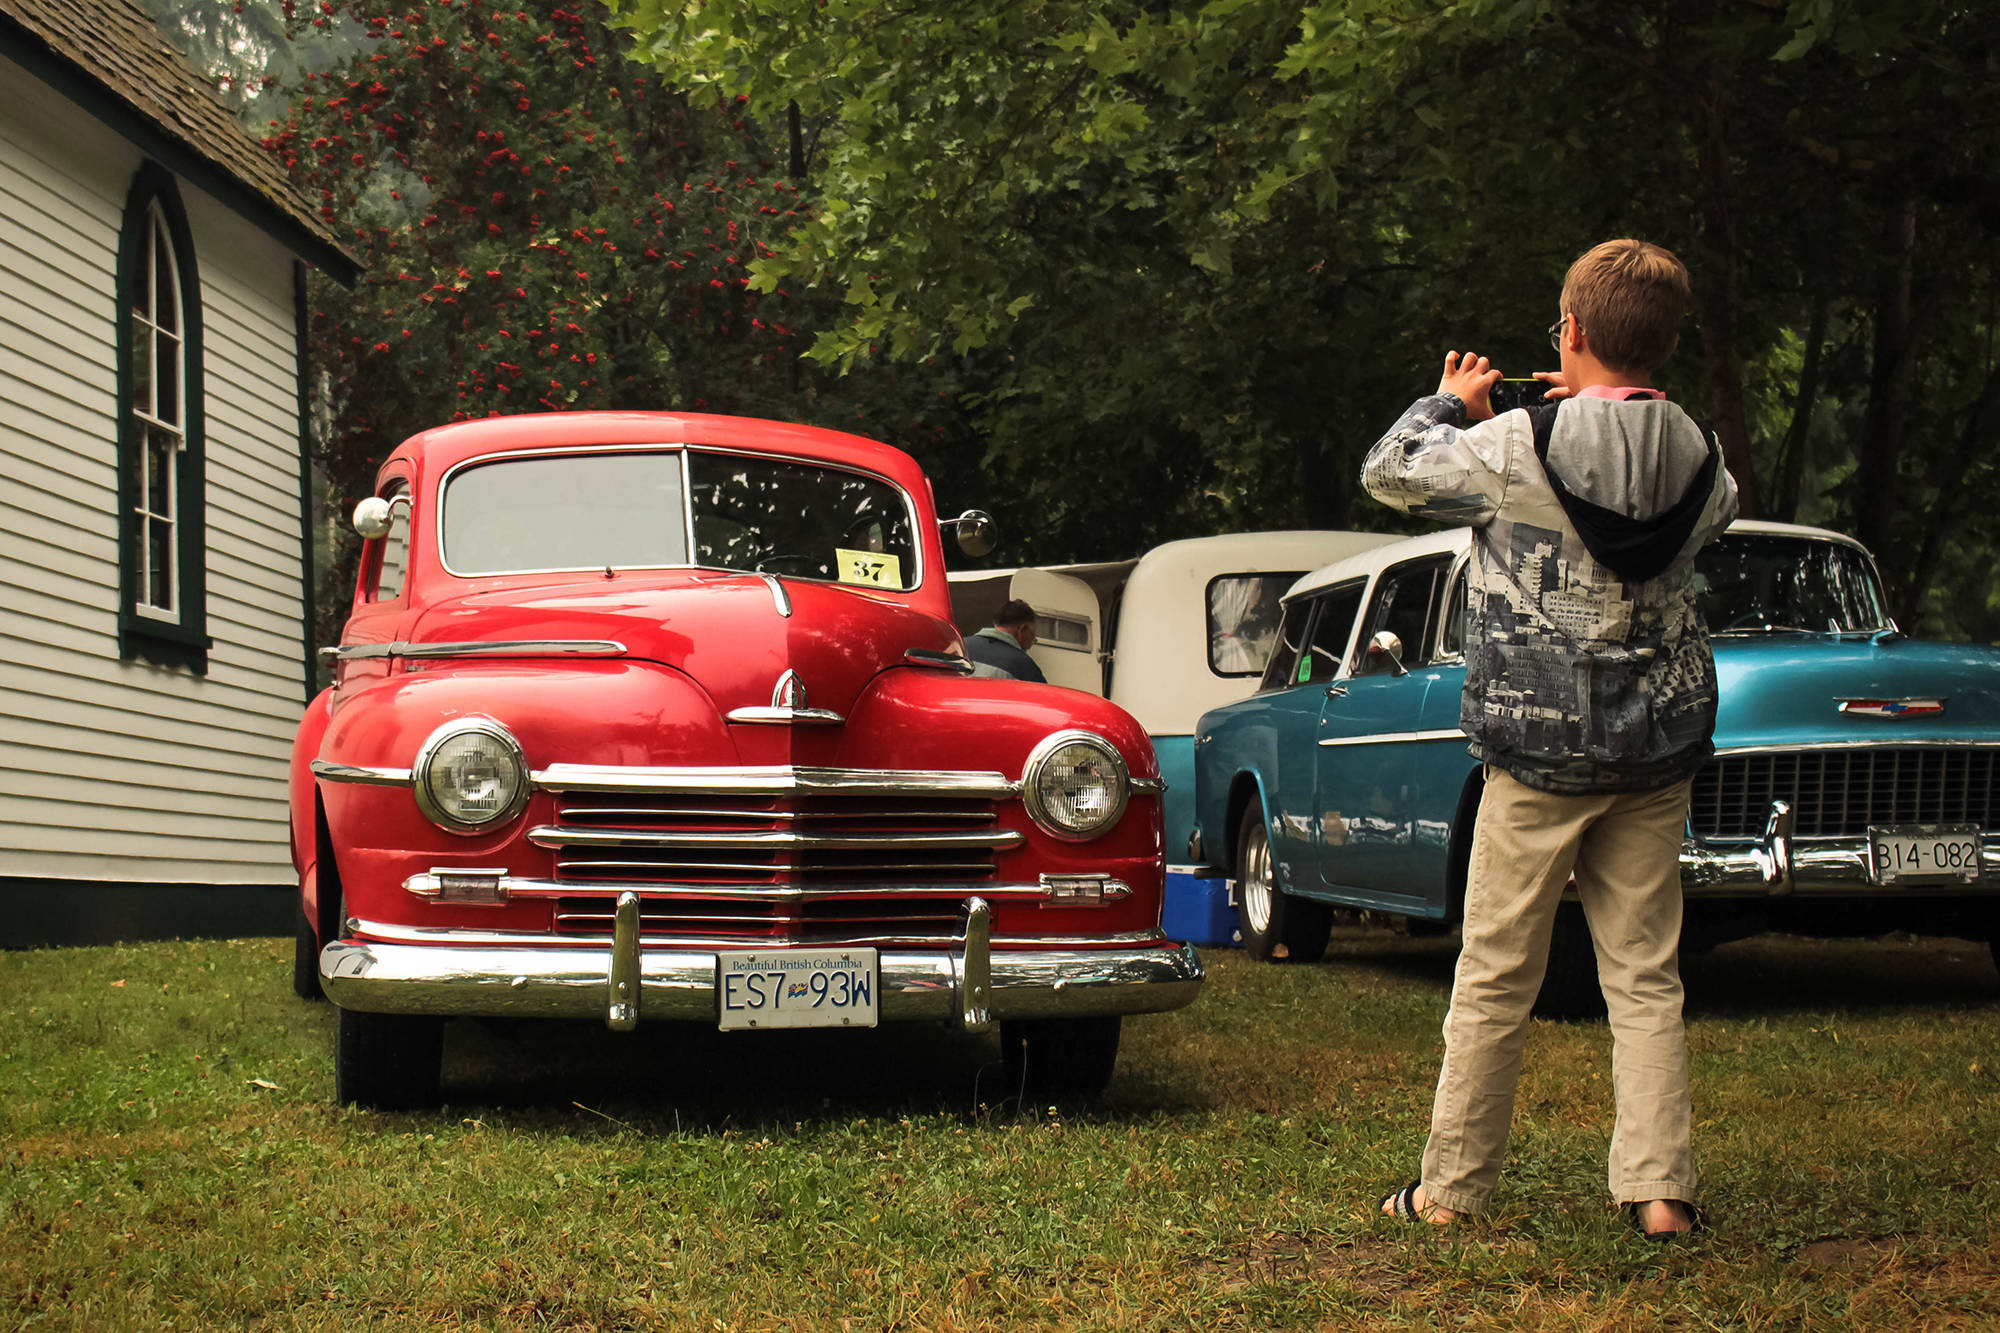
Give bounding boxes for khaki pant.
[1419,766,1697,1215]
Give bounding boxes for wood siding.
[1,58,307,887]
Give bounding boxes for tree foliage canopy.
[607,0,2000,635]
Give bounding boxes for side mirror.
[1368,630,1407,676]
[948,509,997,558]
[352,496,394,540]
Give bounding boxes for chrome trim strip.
[533,764,1020,798]
[1710,739,2000,757]
[322,639,628,662]
[759,573,793,618]
[1316,728,1466,748]
[1131,777,1168,795]
[349,915,1170,949]
[402,875,1076,901]
[311,759,412,787]
[321,936,1203,1024]
[554,859,996,875]
[530,826,1024,851]
[904,648,973,673]
[554,805,998,823]
[724,706,847,726]
[403,640,628,659]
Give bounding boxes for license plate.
[1867,825,1982,885]
[716,948,879,1030]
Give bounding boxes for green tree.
[614,0,2000,636]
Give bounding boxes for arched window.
[117,164,207,670]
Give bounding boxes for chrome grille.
[1691,748,2000,840]
[533,793,1015,886]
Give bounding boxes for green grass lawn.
[4,929,1997,1331]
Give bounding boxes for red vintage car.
[290,412,1204,1107]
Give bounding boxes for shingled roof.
[0,0,359,283]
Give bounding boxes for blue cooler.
[1163,868,1238,948]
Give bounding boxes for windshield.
[441,449,920,589]
[1695,534,1889,634]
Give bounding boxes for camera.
[1487,378,1550,414]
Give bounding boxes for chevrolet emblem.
[1837,697,1945,718]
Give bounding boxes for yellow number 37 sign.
[835,548,902,588]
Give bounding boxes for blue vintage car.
[1189,520,2000,1012]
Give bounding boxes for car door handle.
[1324,684,1348,699]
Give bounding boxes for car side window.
[1439,562,1468,659]
[1258,599,1312,692]
[368,485,411,603]
[1355,557,1449,674]
[1299,581,1366,685]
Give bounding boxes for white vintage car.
[951,531,1397,941]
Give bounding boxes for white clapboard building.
[1,0,357,944]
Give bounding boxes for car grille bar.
[531,827,1023,852]
[551,894,975,943]
[534,764,1019,799]
[1691,747,2000,840]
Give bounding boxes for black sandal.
[1380,1180,1451,1224]
[1625,1199,1705,1241]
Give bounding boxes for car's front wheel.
[1000,1015,1121,1103]
[291,906,323,1001]
[1235,803,1332,963]
[335,1007,444,1110]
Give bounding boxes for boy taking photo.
[1361,239,1738,1238]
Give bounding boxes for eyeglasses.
[1547,315,1567,351]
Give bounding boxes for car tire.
[335,1006,444,1110]
[1533,901,1607,1020]
[1234,804,1332,964]
[291,906,323,1002]
[1000,1015,1121,1103]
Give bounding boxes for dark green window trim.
[294,260,318,703]
[116,163,210,673]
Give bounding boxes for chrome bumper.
[1682,800,2000,897]
[320,895,1204,1030]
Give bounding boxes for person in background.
[1360,238,1738,1240]
[963,599,1047,682]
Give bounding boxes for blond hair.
[1559,239,1692,375]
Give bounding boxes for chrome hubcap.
[1241,825,1273,933]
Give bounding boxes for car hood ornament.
[773,669,808,710]
[1837,697,1945,718]
[724,669,846,726]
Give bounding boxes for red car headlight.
[412,718,529,835]
[1021,730,1131,841]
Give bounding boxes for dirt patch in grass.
[1795,1235,1903,1268]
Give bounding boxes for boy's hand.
[1534,370,1574,401]
[1438,351,1503,422]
